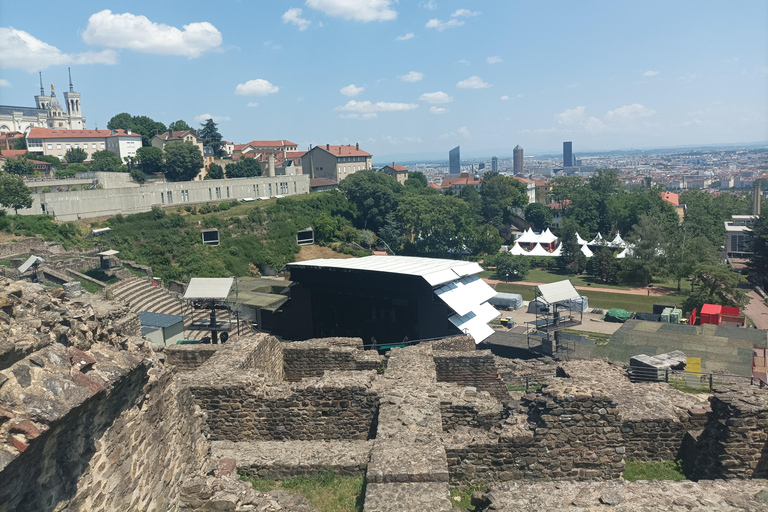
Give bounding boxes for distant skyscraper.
[513,145,524,174]
[478,162,485,170]
[491,156,498,173]
[449,146,460,175]
[563,141,573,167]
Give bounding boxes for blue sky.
[1,1,767,160]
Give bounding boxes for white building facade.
[26,127,141,162]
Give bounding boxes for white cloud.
[247,102,259,107]
[501,95,509,100]
[430,106,447,114]
[396,33,414,41]
[340,113,378,120]
[440,126,470,139]
[486,56,502,64]
[425,18,464,30]
[82,10,222,57]
[263,41,282,50]
[555,106,587,124]
[421,0,438,9]
[451,9,481,17]
[419,91,453,103]
[605,103,657,119]
[306,0,397,22]
[457,59,470,65]
[643,70,658,77]
[457,76,490,88]
[0,27,117,71]
[0,79,10,87]
[282,8,311,30]
[337,100,418,115]
[235,79,279,96]
[340,83,365,96]
[194,113,230,123]
[399,71,423,82]
[382,135,422,144]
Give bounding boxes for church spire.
[39,71,44,96]
[68,67,73,92]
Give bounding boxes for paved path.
[484,278,678,296]
[744,290,768,330]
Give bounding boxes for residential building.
[276,151,305,176]
[724,215,757,258]
[26,127,141,162]
[491,156,498,173]
[512,176,536,204]
[429,172,481,193]
[449,146,461,175]
[300,143,372,183]
[0,69,86,133]
[513,145,524,174]
[233,140,298,160]
[151,130,204,155]
[0,132,24,151]
[380,163,409,185]
[563,141,573,167]
[535,180,551,204]
[0,150,54,177]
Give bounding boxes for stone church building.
[0,68,86,134]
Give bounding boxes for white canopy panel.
[18,255,43,273]
[435,274,497,317]
[550,244,562,256]
[581,245,594,257]
[184,278,235,300]
[589,232,604,245]
[537,280,580,305]
[449,301,500,343]
[509,242,529,255]
[616,248,629,259]
[538,228,558,244]
[608,233,626,248]
[575,233,588,245]
[516,228,540,244]
[527,243,552,256]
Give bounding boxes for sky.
[1,1,767,161]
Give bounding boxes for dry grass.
[294,245,356,262]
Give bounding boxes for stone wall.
[244,332,284,381]
[694,385,768,479]
[433,350,509,401]
[0,237,46,258]
[283,337,382,381]
[165,344,221,372]
[425,335,476,352]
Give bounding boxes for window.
[215,187,221,199]
[294,182,297,193]
[167,191,173,203]
[209,188,212,199]
[160,192,165,204]
[100,143,105,148]
[57,144,61,149]
[47,143,52,149]
[256,185,260,196]
[66,144,70,149]
[269,184,272,196]
[226,187,230,198]
[74,144,79,149]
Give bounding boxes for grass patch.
[76,279,101,294]
[507,383,542,392]
[668,378,712,394]
[124,266,148,277]
[623,460,687,482]
[524,269,633,290]
[0,260,9,266]
[561,328,612,345]
[493,282,538,300]
[449,483,487,510]
[241,470,365,512]
[83,269,119,285]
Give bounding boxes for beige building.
[300,143,372,183]
[233,140,298,160]
[151,130,204,154]
[26,127,141,162]
[379,163,409,185]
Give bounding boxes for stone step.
[363,482,452,512]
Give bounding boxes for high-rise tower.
[491,156,498,173]
[449,146,460,175]
[513,145,524,174]
[563,141,573,167]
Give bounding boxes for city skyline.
[0,1,766,159]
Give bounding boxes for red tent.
[700,304,722,325]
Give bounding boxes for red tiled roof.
[442,176,480,186]
[310,178,338,187]
[27,128,140,139]
[315,144,372,157]
[660,191,679,206]
[156,130,200,141]
[428,182,444,189]
[513,176,533,184]
[382,164,408,172]
[0,150,27,158]
[285,151,306,159]
[241,140,298,148]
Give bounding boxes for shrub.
[219,202,230,211]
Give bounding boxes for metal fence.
[627,365,765,391]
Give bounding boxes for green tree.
[469,224,504,255]
[130,168,147,184]
[64,147,88,164]
[586,247,619,283]
[668,230,718,291]
[459,185,482,219]
[0,174,33,213]
[207,163,224,180]
[686,264,748,310]
[13,137,27,150]
[55,163,87,178]
[168,119,192,132]
[340,170,403,232]
[2,157,35,176]
[136,146,164,175]
[480,172,527,228]
[404,171,428,189]
[164,141,203,182]
[107,113,167,147]
[557,219,587,274]
[23,152,60,169]
[524,202,554,231]
[225,158,261,178]
[377,212,403,253]
[624,214,669,285]
[748,216,768,285]
[90,150,122,172]
[488,252,530,280]
[396,194,476,257]
[198,118,225,158]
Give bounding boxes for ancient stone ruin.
[0,278,767,511]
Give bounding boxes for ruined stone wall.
[433,350,509,401]
[243,332,284,381]
[165,344,221,372]
[425,335,476,352]
[283,337,382,381]
[621,418,692,461]
[189,373,379,442]
[694,385,768,479]
[0,237,47,258]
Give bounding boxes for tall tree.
[404,171,428,190]
[13,137,27,150]
[90,150,123,172]
[0,174,33,213]
[480,172,527,228]
[524,202,554,231]
[168,119,192,132]
[396,194,476,257]
[164,141,203,182]
[207,163,224,180]
[668,229,718,291]
[339,170,403,233]
[64,147,88,164]
[225,158,261,178]
[748,216,768,285]
[136,146,164,175]
[107,113,167,147]
[624,214,669,285]
[557,219,587,274]
[198,118,225,158]
[2,157,35,176]
[686,264,748,309]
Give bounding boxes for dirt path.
[484,279,678,296]
[293,245,355,262]
[744,291,768,330]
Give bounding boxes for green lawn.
[494,282,689,313]
[77,279,102,294]
[623,461,687,482]
[449,484,487,510]
[241,471,365,512]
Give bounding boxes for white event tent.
[509,242,529,255]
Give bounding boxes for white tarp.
[184,278,234,300]
[589,232,604,245]
[18,255,43,273]
[509,242,529,255]
[537,280,580,304]
[538,228,558,244]
[608,233,626,248]
[575,232,588,245]
[516,228,540,244]
[527,243,552,256]
[550,244,562,256]
[581,245,594,257]
[449,301,499,343]
[435,274,497,317]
